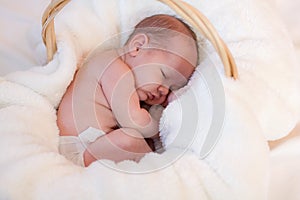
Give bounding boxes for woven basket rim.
[41,0,238,79]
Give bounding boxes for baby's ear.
[128,33,149,57]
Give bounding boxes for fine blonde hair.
[126,14,198,50]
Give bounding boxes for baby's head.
[124,14,198,105]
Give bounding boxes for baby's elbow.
[128,110,159,138]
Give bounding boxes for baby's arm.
[101,59,159,138]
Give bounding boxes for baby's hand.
[167,91,177,103]
[149,104,165,122]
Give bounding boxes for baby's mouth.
[138,89,166,103]
[147,92,155,100]
[147,92,162,101]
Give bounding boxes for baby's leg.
[83,128,152,166]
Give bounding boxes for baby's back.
[57,50,121,136]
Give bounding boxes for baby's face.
[132,36,197,105]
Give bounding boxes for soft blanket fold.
[1,0,299,199]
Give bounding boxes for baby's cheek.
[167,92,177,103]
[136,90,147,101]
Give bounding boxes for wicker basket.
[41,0,238,79]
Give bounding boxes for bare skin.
[57,33,197,166]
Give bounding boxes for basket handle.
[41,0,238,79]
[41,0,71,61]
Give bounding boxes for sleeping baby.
[57,14,198,167]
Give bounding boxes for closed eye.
[160,69,167,79]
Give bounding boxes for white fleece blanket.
[0,0,300,199]
[268,1,300,199]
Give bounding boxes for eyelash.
[161,69,167,78]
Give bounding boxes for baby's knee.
[120,128,143,138]
[118,128,151,153]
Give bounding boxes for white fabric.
[59,127,106,166]
[78,127,106,144]
[268,0,300,199]
[0,0,299,200]
[59,136,86,167]
[268,124,300,200]
[0,0,48,75]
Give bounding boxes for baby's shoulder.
[79,49,130,82]
[86,49,120,66]
[79,49,122,75]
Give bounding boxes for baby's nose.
[158,85,169,96]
